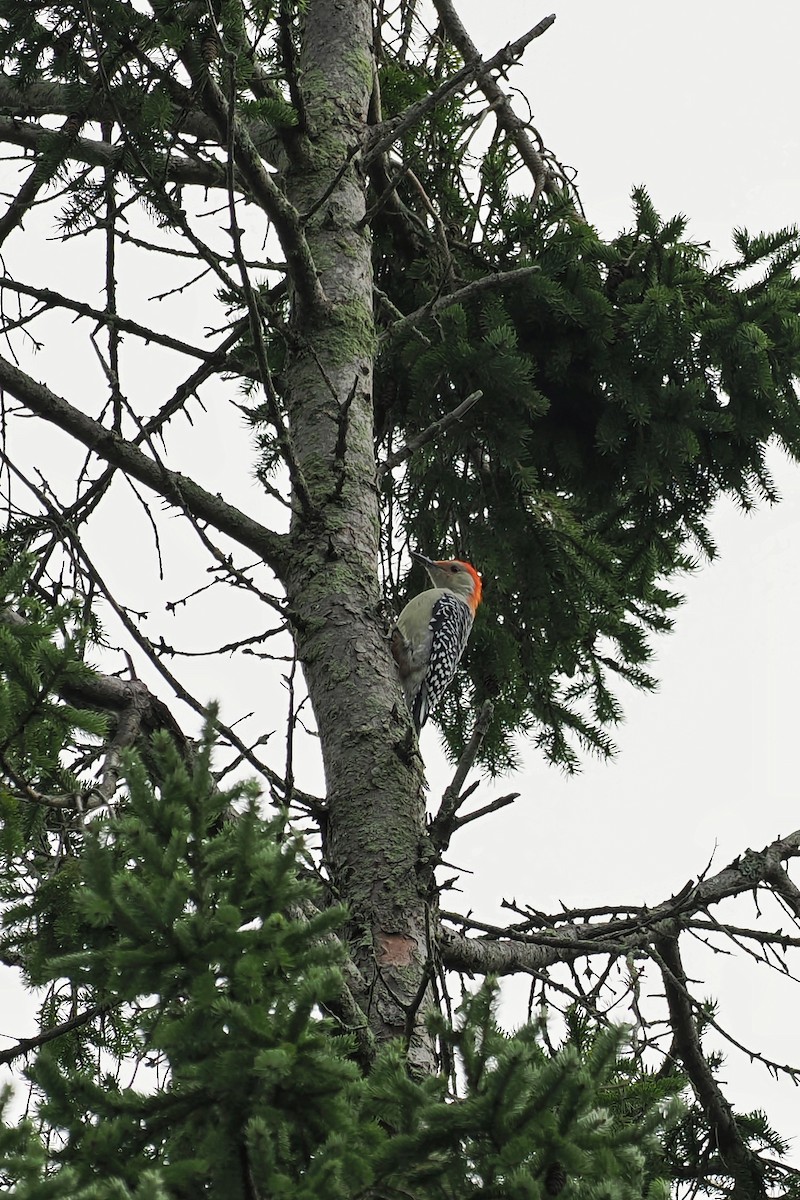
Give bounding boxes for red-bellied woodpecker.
[391,552,483,732]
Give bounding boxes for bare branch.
[432,0,556,207]
[0,604,185,738]
[429,700,493,851]
[0,1003,112,1067]
[453,791,519,829]
[0,355,288,572]
[0,276,221,361]
[764,849,800,919]
[655,936,768,1196]
[379,266,541,344]
[2,673,155,813]
[184,50,326,318]
[57,320,248,529]
[1,588,322,819]
[439,829,800,975]
[0,115,230,191]
[222,62,313,515]
[365,15,556,163]
[0,113,84,247]
[377,390,483,484]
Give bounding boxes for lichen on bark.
[280,0,438,1071]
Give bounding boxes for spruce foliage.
[369,16,800,767]
[1,3,799,1196]
[3,5,800,767]
[378,184,800,767]
[0,717,677,1198]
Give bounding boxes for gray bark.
[0,0,440,1067]
[278,0,438,1071]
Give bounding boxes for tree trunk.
[281,0,437,1072]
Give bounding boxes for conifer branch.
[275,8,306,132]
[439,828,800,975]
[58,320,247,528]
[97,679,151,802]
[198,0,298,147]
[294,899,377,1070]
[431,0,556,206]
[0,756,105,813]
[654,935,768,1194]
[379,266,541,344]
[0,355,289,571]
[404,165,456,283]
[0,1003,112,1067]
[0,599,323,815]
[0,672,151,812]
[0,115,229,191]
[377,390,483,484]
[0,70,285,163]
[0,601,189,752]
[0,113,84,247]
[365,15,556,163]
[358,163,409,229]
[0,276,221,361]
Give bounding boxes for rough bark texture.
[281,0,436,1071]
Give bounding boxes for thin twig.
[377,390,483,484]
[0,354,288,570]
[379,266,540,345]
[365,15,556,164]
[439,828,800,976]
[428,700,493,852]
[453,791,519,830]
[0,1003,112,1067]
[0,112,84,247]
[185,38,326,317]
[0,276,221,361]
[358,162,412,229]
[222,52,314,515]
[432,0,557,208]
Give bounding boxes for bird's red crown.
[435,559,482,614]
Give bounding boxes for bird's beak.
[411,551,437,569]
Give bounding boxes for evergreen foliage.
[0,572,785,1198]
[1,3,800,767]
[377,179,800,767]
[0,550,106,802]
[0,723,677,1198]
[0,551,109,962]
[1,2,799,1196]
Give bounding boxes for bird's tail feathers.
[412,685,429,733]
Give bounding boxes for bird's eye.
[450,564,459,573]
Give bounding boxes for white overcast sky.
[2,0,800,1158]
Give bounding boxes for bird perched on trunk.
[391,552,482,732]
